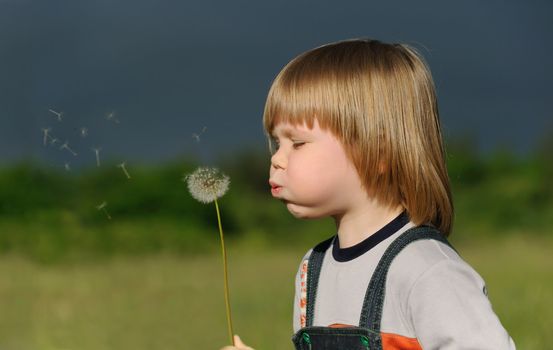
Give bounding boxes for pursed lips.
[269,180,282,195]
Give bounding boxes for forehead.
[270,120,319,137]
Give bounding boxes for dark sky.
[1,0,552,168]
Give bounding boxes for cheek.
[288,147,350,198]
[288,153,326,184]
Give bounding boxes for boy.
[222,38,515,349]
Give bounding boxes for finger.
[234,335,253,349]
[234,335,244,346]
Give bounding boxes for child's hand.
[220,335,254,350]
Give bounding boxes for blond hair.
[263,38,453,235]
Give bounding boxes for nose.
[270,147,287,170]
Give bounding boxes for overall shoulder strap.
[359,226,454,349]
[305,236,334,327]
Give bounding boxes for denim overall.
[292,226,454,350]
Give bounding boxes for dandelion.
[60,140,77,156]
[92,147,102,167]
[64,162,71,171]
[48,109,63,121]
[184,167,233,344]
[96,201,112,220]
[117,162,131,179]
[80,127,88,137]
[185,167,229,203]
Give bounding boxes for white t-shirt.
[293,221,516,349]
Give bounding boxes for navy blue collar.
[332,211,410,262]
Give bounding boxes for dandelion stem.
[215,198,234,346]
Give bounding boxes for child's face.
[269,119,366,219]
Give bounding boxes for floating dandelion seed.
[45,132,58,145]
[48,109,63,121]
[185,167,233,344]
[60,141,77,156]
[192,126,208,143]
[92,147,102,167]
[64,162,71,171]
[117,162,131,179]
[80,127,88,137]
[106,111,120,124]
[41,127,51,146]
[96,201,112,220]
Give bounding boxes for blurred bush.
[0,141,552,262]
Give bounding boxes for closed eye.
[292,141,305,149]
[270,137,280,152]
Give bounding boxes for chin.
[286,203,325,220]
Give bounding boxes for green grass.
[455,234,553,350]
[0,234,551,350]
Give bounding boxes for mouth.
[269,181,282,196]
[271,186,282,196]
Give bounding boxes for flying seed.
[117,162,131,179]
[60,141,77,156]
[96,201,112,220]
[92,147,102,167]
[48,109,63,121]
[192,126,207,142]
[106,111,120,124]
[41,127,52,146]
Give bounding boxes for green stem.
[215,199,234,345]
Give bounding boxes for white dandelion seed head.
[185,167,230,204]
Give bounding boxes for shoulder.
[400,239,486,297]
[294,236,335,280]
[299,236,334,264]
[388,237,486,306]
[390,236,466,279]
[392,240,515,349]
[294,248,312,283]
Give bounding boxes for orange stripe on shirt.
[382,332,422,350]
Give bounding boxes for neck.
[333,198,404,249]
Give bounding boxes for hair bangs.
[263,51,349,138]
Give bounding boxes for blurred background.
[1,0,552,349]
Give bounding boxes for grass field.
[0,234,551,350]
